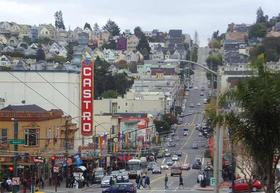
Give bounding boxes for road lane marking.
[179,113,197,151]
[184,154,188,164]
[162,158,166,165]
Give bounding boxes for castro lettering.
[81,59,94,136]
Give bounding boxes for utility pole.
[65,119,69,188]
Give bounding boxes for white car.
[172,155,179,161]
[197,103,201,106]
[161,164,169,170]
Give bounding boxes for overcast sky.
[0,0,279,45]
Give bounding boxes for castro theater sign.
[81,54,94,136]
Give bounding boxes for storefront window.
[24,128,39,146]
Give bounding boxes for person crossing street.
[164,174,168,189]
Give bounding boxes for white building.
[0,70,86,149]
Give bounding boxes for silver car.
[101,175,112,188]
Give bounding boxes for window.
[112,102,117,114]
[0,128,7,145]
[25,129,39,146]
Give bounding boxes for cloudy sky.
[0,0,279,45]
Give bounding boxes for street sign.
[9,139,25,145]
[210,177,216,186]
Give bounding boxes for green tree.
[94,57,133,99]
[103,19,120,36]
[84,22,92,31]
[220,55,280,193]
[191,46,198,62]
[36,47,45,61]
[249,23,267,39]
[206,54,223,72]
[101,90,118,98]
[262,37,280,62]
[134,26,143,39]
[93,23,100,34]
[153,113,177,134]
[54,10,65,30]
[47,55,66,64]
[102,39,116,50]
[22,36,31,45]
[256,7,267,23]
[66,41,78,62]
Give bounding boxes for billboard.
[81,54,94,136]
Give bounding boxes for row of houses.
[223,22,280,66]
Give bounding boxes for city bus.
[127,158,147,179]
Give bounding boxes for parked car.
[160,164,169,170]
[184,131,188,136]
[190,103,195,108]
[200,92,204,96]
[101,176,113,188]
[94,167,105,183]
[181,163,191,170]
[102,183,137,193]
[230,179,262,192]
[152,166,162,174]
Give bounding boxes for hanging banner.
[81,52,94,136]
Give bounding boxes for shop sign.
[81,53,94,136]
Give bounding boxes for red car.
[230,179,262,192]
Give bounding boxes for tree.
[190,46,198,62]
[84,22,92,31]
[136,34,151,60]
[248,23,267,39]
[66,41,78,62]
[93,23,100,34]
[94,57,133,99]
[134,26,143,39]
[54,10,65,30]
[220,55,280,193]
[206,54,223,72]
[103,19,120,36]
[153,113,177,134]
[256,7,267,23]
[36,47,45,61]
[22,36,31,45]
[101,90,118,98]
[102,39,116,50]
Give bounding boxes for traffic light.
[51,156,56,166]
[8,166,14,173]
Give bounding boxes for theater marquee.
[81,55,94,136]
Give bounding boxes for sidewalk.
[194,181,231,191]
[37,184,97,193]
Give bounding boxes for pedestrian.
[179,174,183,189]
[164,174,168,189]
[145,175,151,189]
[135,174,140,189]
[109,177,114,186]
